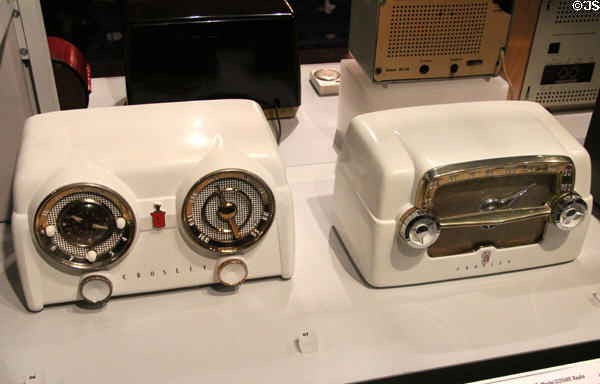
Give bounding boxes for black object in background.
[41,0,124,77]
[122,0,301,117]
[584,91,600,218]
[291,0,350,50]
[363,339,600,384]
[40,0,350,77]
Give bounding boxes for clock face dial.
[34,184,135,270]
[57,200,116,247]
[182,170,275,254]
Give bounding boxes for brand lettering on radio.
[122,265,205,280]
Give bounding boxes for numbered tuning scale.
[34,184,136,270]
[182,170,275,254]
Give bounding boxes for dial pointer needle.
[71,215,83,223]
[228,218,241,239]
[217,189,228,206]
[217,189,241,239]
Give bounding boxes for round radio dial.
[182,170,275,254]
[34,184,136,270]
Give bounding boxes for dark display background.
[40,0,350,78]
[584,91,600,218]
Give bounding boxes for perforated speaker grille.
[555,1,600,23]
[386,2,487,58]
[535,88,599,104]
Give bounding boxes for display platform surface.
[1,64,598,384]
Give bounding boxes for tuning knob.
[398,209,441,249]
[79,275,113,305]
[216,257,248,287]
[551,193,587,231]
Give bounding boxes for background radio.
[512,0,600,109]
[347,0,513,82]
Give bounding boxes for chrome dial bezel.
[33,184,136,271]
[181,169,276,254]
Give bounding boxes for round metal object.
[314,68,340,82]
[182,170,275,254]
[34,184,136,270]
[551,193,587,231]
[217,258,249,287]
[79,275,113,305]
[47,37,91,110]
[398,209,441,249]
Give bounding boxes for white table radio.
[333,101,592,287]
[12,99,294,311]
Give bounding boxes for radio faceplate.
[412,156,575,257]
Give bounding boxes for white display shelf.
[0,64,598,384]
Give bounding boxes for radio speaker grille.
[386,2,487,58]
[555,1,600,23]
[535,88,599,104]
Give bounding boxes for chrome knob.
[399,209,441,249]
[79,275,113,305]
[217,257,248,287]
[551,193,587,231]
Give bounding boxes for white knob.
[79,275,112,305]
[217,258,248,287]
[86,250,97,263]
[45,225,56,237]
[116,217,126,229]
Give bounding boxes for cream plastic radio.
[12,99,294,311]
[333,101,592,287]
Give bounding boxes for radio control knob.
[45,225,56,237]
[79,275,112,305]
[86,250,97,263]
[116,217,126,229]
[399,209,441,249]
[216,257,248,287]
[551,193,587,231]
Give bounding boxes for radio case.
[12,99,294,311]
[333,101,592,287]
